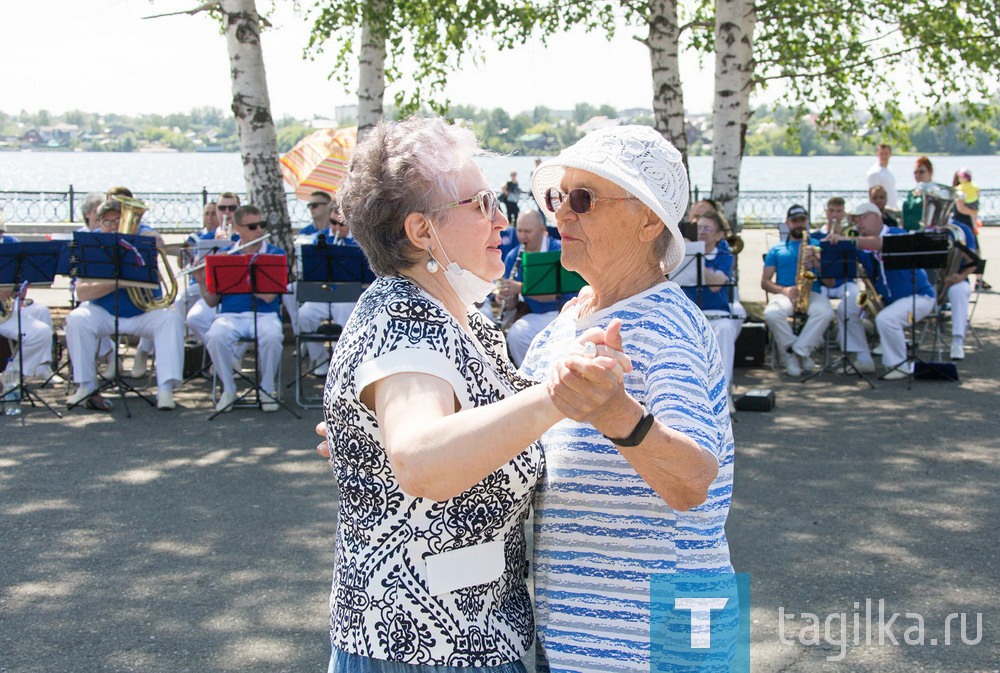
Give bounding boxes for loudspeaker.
[734,388,775,412]
[183,341,205,380]
[735,322,767,367]
[914,361,959,381]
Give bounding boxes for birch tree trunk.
[646,0,688,163]
[357,1,388,141]
[710,0,755,228]
[221,0,293,258]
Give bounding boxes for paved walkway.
[1,229,997,672]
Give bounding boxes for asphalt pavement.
[1,228,997,672]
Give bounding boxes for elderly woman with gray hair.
[523,126,735,673]
[321,117,629,672]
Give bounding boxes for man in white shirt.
[865,143,899,210]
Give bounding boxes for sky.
[2,0,725,119]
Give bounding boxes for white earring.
[426,250,439,273]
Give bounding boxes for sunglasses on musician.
[308,202,329,209]
[217,204,238,211]
[544,187,636,214]
[329,219,347,226]
[430,190,499,222]
[241,221,268,231]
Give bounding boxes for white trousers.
[137,284,203,356]
[65,303,184,389]
[297,301,355,362]
[206,311,283,394]
[507,311,559,367]
[834,283,871,355]
[0,303,53,376]
[186,297,219,345]
[947,279,971,339]
[872,294,936,372]
[763,292,834,357]
[704,308,745,390]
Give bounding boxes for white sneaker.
[131,349,149,378]
[950,342,965,360]
[883,368,909,381]
[260,391,279,412]
[67,385,96,407]
[872,343,883,356]
[156,388,176,410]
[783,355,801,377]
[100,356,120,378]
[852,355,876,373]
[798,355,816,373]
[215,390,237,413]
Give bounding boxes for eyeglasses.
[329,219,347,226]
[217,204,238,211]
[241,221,268,231]
[696,224,720,233]
[308,202,329,209]
[431,190,498,221]
[544,187,637,214]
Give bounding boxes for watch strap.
[604,403,655,447]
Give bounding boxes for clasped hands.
[545,317,634,433]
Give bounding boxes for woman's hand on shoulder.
[315,422,331,459]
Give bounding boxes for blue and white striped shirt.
[521,281,735,673]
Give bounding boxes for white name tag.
[424,539,505,596]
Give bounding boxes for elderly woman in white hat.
[522,126,735,673]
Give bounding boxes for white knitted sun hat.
[530,125,689,274]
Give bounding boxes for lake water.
[2,150,997,194]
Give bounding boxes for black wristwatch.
[603,403,655,447]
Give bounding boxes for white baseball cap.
[852,203,882,218]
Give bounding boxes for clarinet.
[500,244,526,330]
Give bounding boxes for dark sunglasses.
[329,219,347,226]
[430,190,499,221]
[544,187,636,214]
[217,204,237,211]
[243,221,268,231]
[308,202,329,209]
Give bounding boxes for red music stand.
[204,252,299,420]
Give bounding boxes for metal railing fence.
[2,185,998,228]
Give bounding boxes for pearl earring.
[426,250,439,273]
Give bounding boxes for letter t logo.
[674,598,730,648]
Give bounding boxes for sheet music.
[670,241,707,288]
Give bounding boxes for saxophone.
[855,261,884,320]
[793,236,816,315]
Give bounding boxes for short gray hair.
[96,200,121,219]
[338,117,488,276]
[81,192,104,220]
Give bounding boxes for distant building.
[39,123,80,144]
[578,116,622,134]
[334,105,358,125]
[20,129,43,145]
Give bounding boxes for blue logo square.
[650,572,750,672]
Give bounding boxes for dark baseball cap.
[786,204,808,219]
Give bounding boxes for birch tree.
[356,0,387,138]
[221,0,293,256]
[642,0,689,160]
[145,0,293,257]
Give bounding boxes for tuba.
[0,295,13,324]
[917,182,956,231]
[114,196,178,311]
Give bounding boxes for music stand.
[802,241,874,387]
[68,232,160,416]
[879,232,952,386]
[0,242,65,417]
[179,238,234,383]
[521,250,587,298]
[206,252,300,420]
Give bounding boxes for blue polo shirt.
[0,235,20,244]
[216,242,286,315]
[312,229,358,246]
[763,238,822,292]
[91,286,161,319]
[503,239,567,314]
[682,239,735,312]
[948,220,978,254]
[298,223,319,237]
[859,227,935,303]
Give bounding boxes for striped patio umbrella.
[280,126,357,200]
